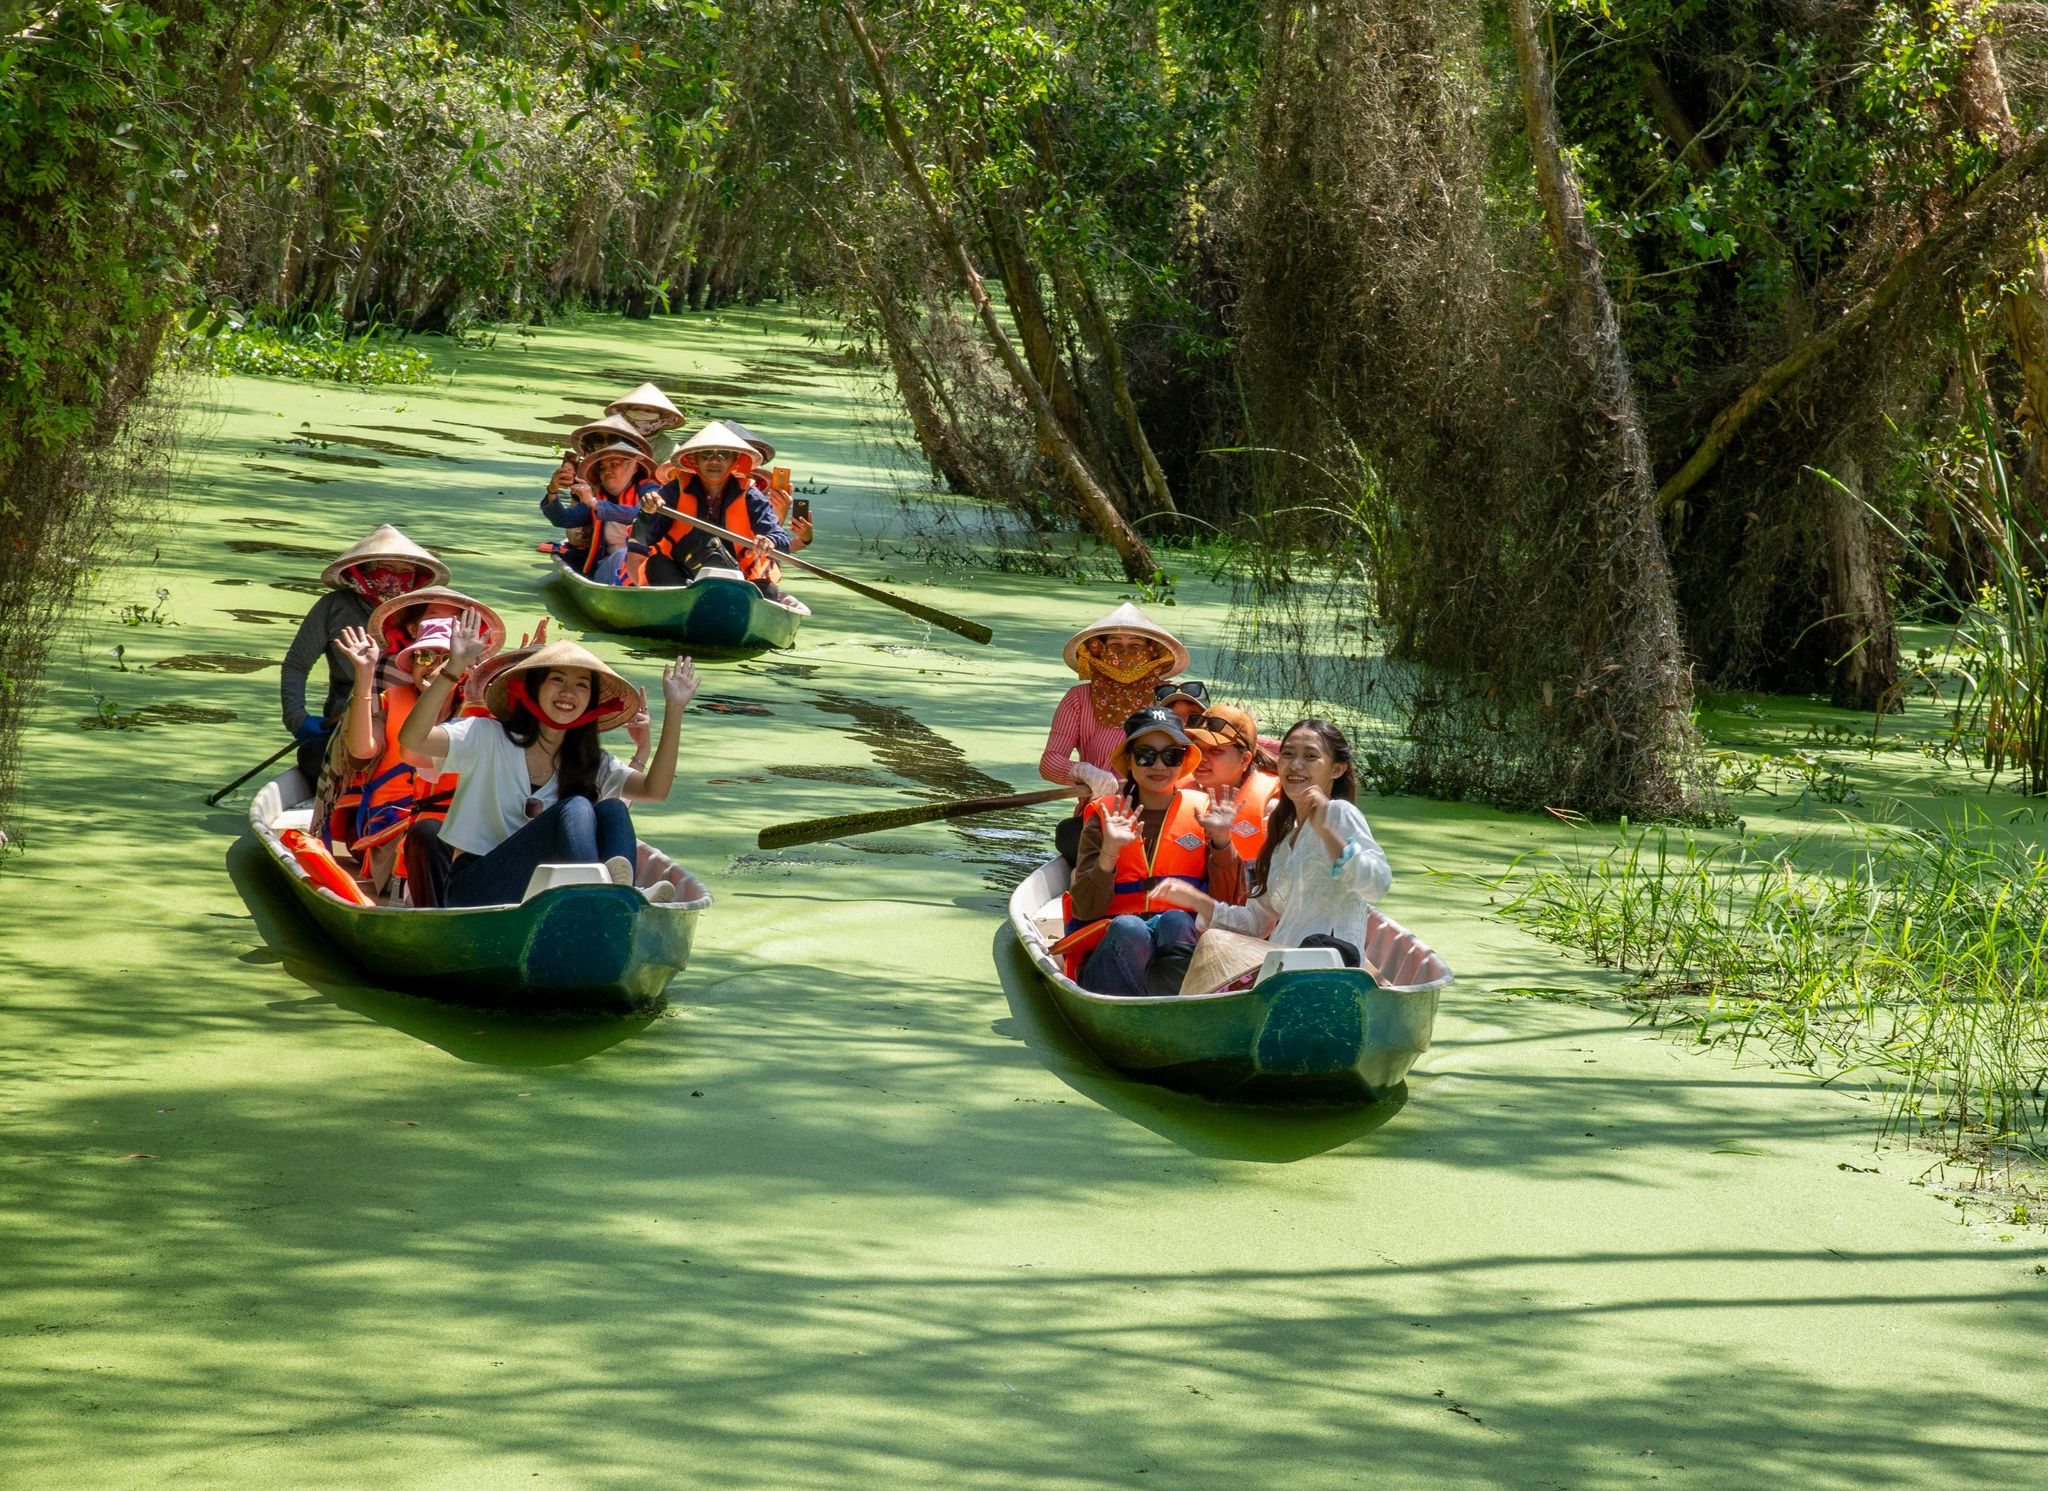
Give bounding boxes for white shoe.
[641,879,678,905]
[603,855,636,888]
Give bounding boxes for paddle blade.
[756,785,1075,850]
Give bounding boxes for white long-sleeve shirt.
[1207,798,1391,950]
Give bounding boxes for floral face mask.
[1082,635,1175,725]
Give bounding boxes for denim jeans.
[445,796,636,907]
[1078,909,1199,997]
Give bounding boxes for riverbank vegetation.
[12,1,2048,832]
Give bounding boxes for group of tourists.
[1038,604,1390,999]
[281,524,697,910]
[539,383,812,613]
[279,514,1386,996]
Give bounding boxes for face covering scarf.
[345,563,420,602]
[1082,637,1175,726]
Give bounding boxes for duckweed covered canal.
[3,311,2045,1491]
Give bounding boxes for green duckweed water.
[2,309,2044,1489]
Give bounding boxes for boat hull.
[1007,858,1450,1102]
[250,775,709,1014]
[550,559,800,650]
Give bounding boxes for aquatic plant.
[1491,812,2048,1163]
[168,318,433,387]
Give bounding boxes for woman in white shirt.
[397,618,697,907]
[1149,719,1390,961]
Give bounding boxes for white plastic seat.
[1256,946,1344,983]
[691,565,748,583]
[522,863,612,903]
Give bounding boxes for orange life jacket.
[1059,788,1211,978]
[1225,770,1282,863]
[280,829,374,907]
[648,476,775,583]
[331,685,466,856]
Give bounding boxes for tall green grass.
[168,311,434,387]
[1494,813,2048,1160]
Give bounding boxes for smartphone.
[790,498,811,523]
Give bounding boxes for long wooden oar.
[759,786,1075,850]
[205,738,300,806]
[654,504,993,645]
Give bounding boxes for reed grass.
[1493,810,2048,1161]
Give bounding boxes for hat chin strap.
[509,675,602,729]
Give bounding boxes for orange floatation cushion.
[280,828,375,907]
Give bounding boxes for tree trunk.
[1508,0,1693,810]
[835,0,1154,578]
[1816,453,1901,710]
[1063,253,1178,518]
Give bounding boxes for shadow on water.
[78,704,238,731]
[241,461,335,484]
[989,926,1403,1161]
[223,608,303,626]
[150,653,275,674]
[265,437,385,469]
[223,836,658,1066]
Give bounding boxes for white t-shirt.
[435,716,631,856]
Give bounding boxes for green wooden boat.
[550,557,802,650]
[1008,857,1451,1102]
[250,773,711,1014]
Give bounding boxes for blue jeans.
[445,796,636,907]
[1078,910,1199,997]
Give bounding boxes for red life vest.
[648,476,774,583]
[1226,770,1282,864]
[1059,788,1211,978]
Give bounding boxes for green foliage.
[1493,814,2048,1158]
[169,318,434,386]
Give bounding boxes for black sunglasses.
[1188,713,1252,749]
[1129,745,1189,768]
[1155,680,1209,704]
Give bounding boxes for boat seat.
[1032,900,1064,947]
[275,808,315,833]
[522,862,612,903]
[1256,946,1344,983]
[691,565,748,584]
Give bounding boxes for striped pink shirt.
[1038,683,1125,785]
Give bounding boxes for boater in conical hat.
[719,418,775,465]
[482,640,639,732]
[366,586,506,657]
[673,420,759,477]
[569,412,655,458]
[1179,929,1275,997]
[579,441,659,487]
[605,383,685,434]
[1062,602,1191,677]
[319,525,451,595]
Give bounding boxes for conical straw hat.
[674,420,759,476]
[1062,602,1191,676]
[604,383,684,432]
[482,640,637,732]
[1179,929,1276,997]
[570,412,654,457]
[320,525,450,590]
[720,418,775,463]
[366,586,506,657]
[578,441,658,485]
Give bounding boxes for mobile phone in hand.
[791,498,811,523]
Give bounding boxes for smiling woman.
[395,627,700,908]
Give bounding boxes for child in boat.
[540,442,661,583]
[1060,708,1242,997]
[632,421,802,610]
[606,383,686,473]
[1040,604,1190,863]
[1185,702,1283,873]
[280,525,449,789]
[328,590,506,901]
[397,624,698,908]
[1148,719,1390,968]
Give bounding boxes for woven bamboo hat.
[366,586,505,657]
[320,525,450,591]
[674,420,758,476]
[570,413,654,457]
[720,418,775,464]
[483,640,637,732]
[1062,602,1190,677]
[1180,930,1275,997]
[604,383,685,432]
[578,441,658,485]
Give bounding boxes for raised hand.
[1197,782,1239,842]
[789,513,813,549]
[570,479,596,508]
[660,656,699,713]
[1296,783,1331,832]
[337,625,379,673]
[530,615,549,647]
[446,610,491,673]
[1096,800,1142,866]
[548,454,577,493]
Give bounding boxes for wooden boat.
[550,557,802,651]
[1007,857,1451,1102]
[250,772,710,1013]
